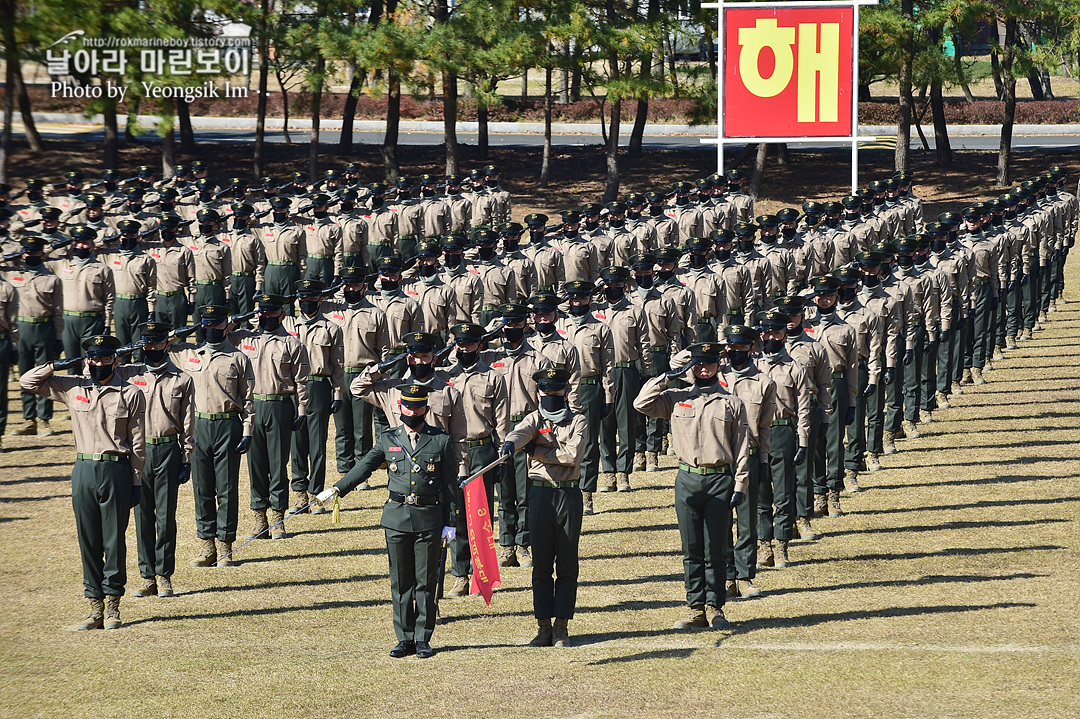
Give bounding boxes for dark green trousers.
[760,423,796,541]
[1024,254,1041,329]
[815,374,849,494]
[529,484,583,619]
[192,416,241,542]
[576,381,603,492]
[795,402,819,518]
[369,243,393,266]
[451,442,498,577]
[1041,255,1059,312]
[1005,280,1023,338]
[499,448,530,547]
[845,362,869,472]
[867,372,887,455]
[921,340,938,413]
[114,297,148,348]
[939,309,958,395]
[18,320,55,420]
[398,236,419,264]
[635,350,669,453]
[724,455,759,582]
[72,457,132,598]
[695,318,717,343]
[249,398,294,512]
[900,324,924,424]
[385,526,441,642]
[135,440,181,579]
[154,292,188,330]
[230,274,257,315]
[62,313,105,373]
[600,364,640,474]
[291,379,332,495]
[264,264,300,299]
[971,284,992,369]
[674,466,734,609]
[335,370,374,474]
[961,307,975,372]
[0,333,10,435]
[305,256,335,286]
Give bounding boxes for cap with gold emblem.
[758,309,791,331]
[774,295,808,316]
[529,292,561,313]
[396,383,431,408]
[599,266,631,283]
[723,324,759,346]
[377,256,404,274]
[82,335,122,357]
[295,279,325,297]
[809,275,842,297]
[256,294,286,311]
[449,322,485,342]
[40,206,62,221]
[340,266,368,284]
[500,302,530,320]
[196,208,221,223]
[405,332,442,353]
[71,225,97,242]
[524,213,548,228]
[689,342,722,363]
[563,281,594,298]
[139,321,173,342]
[533,367,572,392]
[833,266,862,284]
[416,240,442,258]
[629,253,657,271]
[117,219,141,234]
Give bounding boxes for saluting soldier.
[557,210,600,284]
[419,174,450,240]
[116,322,195,599]
[440,322,510,598]
[9,179,50,232]
[337,190,370,271]
[669,181,704,241]
[499,222,535,300]
[325,383,460,660]
[221,203,266,317]
[522,213,564,293]
[403,240,460,340]
[189,209,232,328]
[473,229,519,326]
[300,193,342,286]
[625,194,659,253]
[21,335,146,630]
[445,175,473,233]
[230,293,311,541]
[261,196,307,300]
[710,229,757,327]
[3,236,64,437]
[285,280,345,515]
[146,214,196,330]
[372,255,424,365]
[501,367,589,648]
[440,234,484,324]
[47,225,115,371]
[526,292,582,409]
[482,165,512,226]
[679,236,726,343]
[581,202,613,267]
[723,169,755,224]
[390,178,424,263]
[646,191,679,249]
[634,341,750,630]
[100,220,155,349]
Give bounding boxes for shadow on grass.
[830,544,1063,563]
[883,455,1079,470]
[236,545,388,564]
[586,647,698,664]
[0,515,30,523]
[870,473,1067,491]
[183,572,387,595]
[761,572,1049,598]
[492,572,684,595]
[583,521,678,536]
[0,490,70,503]
[124,597,390,626]
[855,496,1080,516]
[439,599,686,627]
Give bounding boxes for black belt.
[388,491,439,506]
[467,436,493,447]
[530,480,578,488]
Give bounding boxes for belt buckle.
[92,452,103,461]
[405,494,418,506]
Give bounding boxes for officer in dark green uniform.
[326,383,459,660]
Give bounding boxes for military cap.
[560,210,582,223]
[801,201,824,215]
[39,206,62,221]
[696,178,715,191]
[199,304,230,323]
[684,236,712,253]
[295,279,325,296]
[405,332,442,353]
[82,335,122,358]
[533,367,572,392]
[449,322,485,342]
[196,208,221,223]
[325,169,342,180]
[0,207,13,221]
[625,193,646,206]
[883,178,899,190]
[24,179,44,190]
[758,309,791,331]
[841,195,862,210]
[834,266,862,284]
[484,165,500,176]
[474,228,498,244]
[937,211,962,227]
[756,214,780,229]
[191,160,208,171]
[291,172,307,183]
[1008,187,1030,202]
[529,292,561,313]
[822,201,844,215]
[629,253,657,270]
[923,222,948,237]
[445,174,463,185]
[419,173,438,184]
[21,236,47,251]
[606,201,627,213]
[159,214,184,230]
[139,321,173,341]
[340,189,359,203]
[563,280,594,298]
[724,169,744,182]
[581,202,603,215]
[376,256,404,273]
[309,193,331,206]
[397,383,431,408]
[868,242,896,259]
[71,225,97,241]
[395,177,413,190]
[654,247,681,263]
[231,202,255,217]
[499,302,531,320]
[173,165,189,176]
[467,168,484,179]
[868,180,886,193]
[645,191,666,204]
[599,266,632,283]
[156,189,178,203]
[256,293,287,310]
[81,193,105,208]
[416,240,442,258]
[775,207,800,223]
[856,189,875,203]
[65,170,85,182]
[343,162,361,173]
[689,342,723,362]
[808,275,842,297]
[194,178,215,191]
[773,295,807,315]
[368,182,387,193]
[442,234,468,251]
[225,176,243,188]
[524,213,548,228]
[340,266,369,283]
[789,278,808,294]
[723,324,758,346]
[732,222,757,238]
[125,186,146,201]
[270,196,293,210]
[117,219,141,234]
[673,181,695,194]
[499,221,523,236]
[893,170,912,183]
[710,229,736,243]
[987,198,1005,212]
[258,176,275,187]
[895,236,920,254]
[961,206,982,220]
[998,193,1017,207]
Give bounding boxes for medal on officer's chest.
[427,461,436,474]
[389,462,398,473]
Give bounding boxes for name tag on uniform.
[332,313,343,320]
[76,395,90,403]
[188,358,201,364]
[678,402,693,408]
[719,380,728,387]
[539,428,552,434]
[133,380,147,386]
[469,268,480,275]
[151,253,161,258]
[594,313,606,319]
[492,362,505,368]
[242,344,255,351]
[113,260,122,265]
[389,446,402,452]
[287,331,297,336]
[447,381,455,387]
[13,276,22,282]
[189,245,198,250]
[63,268,73,274]
[406,290,418,295]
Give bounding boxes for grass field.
[2,263,1079,719]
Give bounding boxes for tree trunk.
[310,49,326,180]
[521,69,527,99]
[951,38,976,102]
[1025,70,1045,101]
[382,69,400,182]
[103,98,119,169]
[443,72,459,176]
[177,97,195,153]
[776,143,790,166]
[161,118,176,177]
[13,62,42,153]
[1,0,17,181]
[477,81,489,161]
[930,79,952,167]
[125,96,140,141]
[997,19,1018,187]
[338,63,362,155]
[559,44,570,104]
[540,65,552,188]
[893,0,914,172]
[1039,69,1054,99]
[570,49,582,102]
[254,0,270,176]
[858,83,871,101]
[604,99,621,202]
[749,143,768,201]
[989,23,1004,99]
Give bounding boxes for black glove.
[760,462,772,486]
[1020,273,1029,286]
[991,295,999,312]
[882,367,896,386]
[1038,265,1046,278]
[186,301,196,315]
[377,355,405,374]
[845,406,856,426]
[958,314,967,330]
[8,347,17,366]
[665,362,694,379]
[235,436,251,454]
[177,463,191,485]
[53,357,82,371]
[54,339,65,356]
[329,399,343,414]
[500,441,515,458]
[524,440,537,454]
[793,446,807,467]
[1006,280,1015,293]
[940,328,950,343]
[146,312,156,323]
[862,382,877,398]
[922,338,936,354]
[728,491,744,509]
[130,485,142,509]
[1063,246,1070,257]
[903,349,914,366]
[602,402,613,418]
[291,415,307,432]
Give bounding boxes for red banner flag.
[464,477,501,605]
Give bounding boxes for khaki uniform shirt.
[446,195,472,233]
[804,312,858,409]
[679,268,726,323]
[472,259,518,311]
[283,313,346,402]
[372,291,424,353]
[666,203,704,241]
[439,360,510,441]
[262,222,307,273]
[229,326,311,414]
[2,265,64,336]
[0,278,16,337]
[339,213,370,267]
[116,362,196,462]
[391,200,425,239]
[628,286,681,355]
[528,331,582,410]
[626,217,658,253]
[712,259,757,326]
[480,344,548,419]
[402,276,458,337]
[760,243,798,298]
[558,236,599,285]
[190,235,233,291]
[556,314,615,403]
[221,228,266,287]
[719,364,777,455]
[324,298,390,370]
[48,256,115,327]
[523,239,564,291]
[501,251,536,300]
[147,241,196,304]
[421,197,450,238]
[503,411,589,485]
[301,217,343,274]
[758,349,813,447]
[657,276,698,348]
[100,249,156,300]
[441,267,484,324]
[647,212,679,248]
[787,328,834,415]
[592,298,652,372]
[837,297,885,385]
[170,339,256,436]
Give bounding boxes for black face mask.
[536,321,556,336]
[563,228,577,239]
[862,274,880,287]
[200,223,217,236]
[503,326,525,344]
[418,264,437,278]
[341,203,355,213]
[727,349,750,368]
[628,210,641,219]
[689,254,708,269]
[120,237,138,251]
[313,210,327,219]
[604,286,625,303]
[409,361,434,381]
[456,350,478,367]
[931,240,948,253]
[839,286,858,303]
[738,239,757,252]
[478,246,496,261]
[897,255,914,268]
[370,197,384,208]
[540,394,566,412]
[259,315,281,332]
[161,231,177,244]
[844,212,860,223]
[72,246,91,259]
[299,300,320,316]
[143,348,168,365]
[584,220,599,231]
[657,269,675,282]
[89,363,114,383]
[401,412,426,429]
[380,279,399,292]
[204,327,226,344]
[443,254,462,268]
[693,375,718,387]
[715,248,731,262]
[817,303,836,314]
[781,227,797,239]
[649,205,664,216]
[609,219,625,229]
[233,219,248,231]
[826,216,841,229]
[503,241,519,253]
[344,290,365,305]
[805,216,821,227]
[24,255,43,267]
[635,275,653,289]
[762,338,785,354]
[272,213,288,224]
[568,303,590,316]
